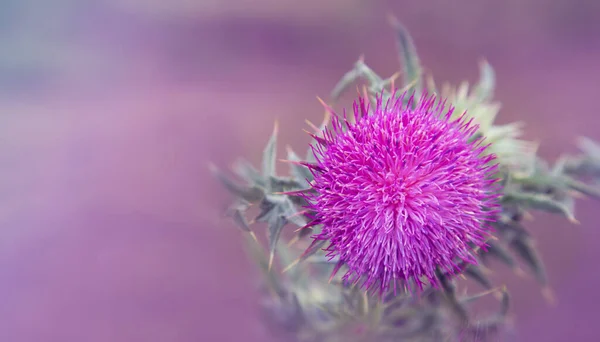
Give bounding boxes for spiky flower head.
[302,92,501,295]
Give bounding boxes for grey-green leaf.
[331,67,360,101]
[389,16,422,104]
[472,60,495,103]
[485,241,517,268]
[286,147,313,189]
[262,122,278,179]
[510,237,547,285]
[267,214,287,270]
[566,177,600,199]
[464,265,493,289]
[502,192,578,223]
[233,159,265,187]
[209,163,264,202]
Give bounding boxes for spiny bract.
[302,92,501,295]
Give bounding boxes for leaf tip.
[249,231,258,243]
[542,286,557,306]
[268,252,275,272]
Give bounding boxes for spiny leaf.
[509,237,547,286]
[269,176,305,193]
[510,173,567,193]
[484,241,517,269]
[472,60,495,103]
[227,201,257,242]
[502,192,578,223]
[209,163,264,202]
[267,215,287,271]
[463,265,493,289]
[388,15,422,104]
[255,194,307,270]
[243,234,285,297]
[565,177,600,199]
[233,159,265,187]
[262,121,278,178]
[331,67,361,101]
[436,269,468,323]
[577,136,600,161]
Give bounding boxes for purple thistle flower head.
[302,92,501,295]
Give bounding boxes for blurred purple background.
[0,1,599,341]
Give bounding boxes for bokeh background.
[0,0,599,341]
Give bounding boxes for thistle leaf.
[577,136,600,161]
[510,237,547,285]
[472,60,495,103]
[286,146,313,189]
[233,159,265,187]
[502,192,578,223]
[243,234,285,296]
[484,241,517,269]
[331,67,360,101]
[262,122,278,178]
[209,163,264,203]
[436,269,468,322]
[565,177,600,199]
[464,265,493,289]
[389,15,422,103]
[227,201,257,241]
[267,214,287,271]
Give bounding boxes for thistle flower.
[212,19,600,341]
[301,92,501,295]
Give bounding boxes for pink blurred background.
[0,1,599,341]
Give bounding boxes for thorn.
[399,77,419,93]
[459,274,467,280]
[542,287,557,306]
[328,273,336,284]
[358,54,365,63]
[362,85,369,100]
[386,13,400,28]
[493,287,505,301]
[568,216,580,225]
[469,287,502,301]
[522,211,535,221]
[288,210,308,218]
[208,162,218,173]
[307,132,329,146]
[273,189,307,196]
[278,158,304,166]
[321,108,331,128]
[293,225,311,233]
[272,119,279,136]
[285,145,293,154]
[568,190,586,199]
[305,119,320,133]
[513,267,527,278]
[479,264,492,275]
[389,71,402,93]
[316,96,334,113]
[355,85,362,98]
[268,253,274,272]
[249,231,258,243]
[282,258,300,273]
[286,235,299,247]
